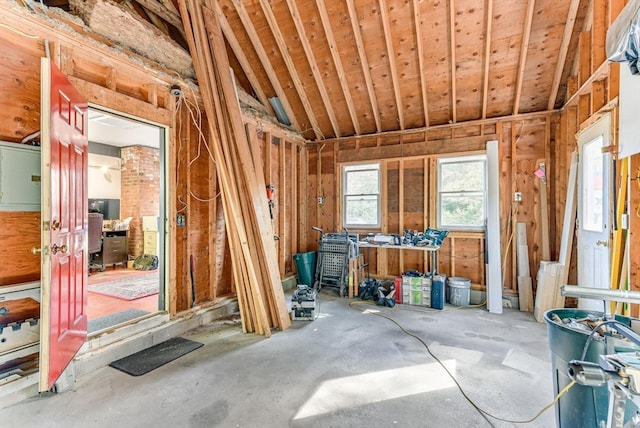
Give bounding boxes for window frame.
[436,154,487,231]
[341,162,382,229]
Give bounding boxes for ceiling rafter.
[257,0,323,139]
[513,0,536,115]
[378,0,404,130]
[481,0,493,119]
[548,0,580,110]
[227,0,302,132]
[316,0,362,135]
[213,1,273,114]
[346,0,381,133]
[284,0,341,137]
[449,0,457,123]
[412,0,429,127]
[133,0,185,38]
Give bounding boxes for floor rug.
[88,308,150,333]
[88,271,159,301]
[109,337,204,376]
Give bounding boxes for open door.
[39,58,89,392]
[577,113,611,311]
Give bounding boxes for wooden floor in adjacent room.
[87,267,159,320]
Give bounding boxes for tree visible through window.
[438,155,486,229]
[343,163,380,228]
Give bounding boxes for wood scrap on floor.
[178,0,290,336]
[516,222,533,312]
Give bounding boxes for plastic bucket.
[544,309,640,428]
[447,277,470,306]
[292,251,316,287]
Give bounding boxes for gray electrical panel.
[0,141,41,211]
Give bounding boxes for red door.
[39,58,89,392]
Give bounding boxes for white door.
[577,114,611,311]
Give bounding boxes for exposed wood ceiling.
[43,0,590,141]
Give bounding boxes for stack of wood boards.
[533,152,578,322]
[179,0,290,336]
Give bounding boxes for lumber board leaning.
[555,151,578,309]
[534,261,562,322]
[179,0,271,335]
[202,2,290,331]
[516,222,533,312]
[539,175,550,261]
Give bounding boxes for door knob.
[31,246,50,256]
[596,240,609,247]
[51,243,68,254]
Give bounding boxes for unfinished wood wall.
[0,5,302,316]
[554,0,640,314]
[306,114,556,296]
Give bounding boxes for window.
[437,154,487,229]
[342,163,381,228]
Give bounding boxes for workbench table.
[357,242,440,278]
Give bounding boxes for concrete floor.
[4,293,556,427]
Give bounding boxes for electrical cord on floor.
[349,300,576,426]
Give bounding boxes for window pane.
[346,169,379,194]
[440,194,485,227]
[345,195,378,225]
[440,161,484,192]
[582,136,604,232]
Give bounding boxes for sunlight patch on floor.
[294,360,457,420]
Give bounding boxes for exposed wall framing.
[0,4,303,320]
[306,113,555,296]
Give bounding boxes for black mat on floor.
[109,337,203,376]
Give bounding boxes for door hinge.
[43,220,50,231]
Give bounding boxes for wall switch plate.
[514,192,522,202]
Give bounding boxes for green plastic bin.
[544,308,639,428]
[293,251,316,287]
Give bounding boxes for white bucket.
[447,277,471,307]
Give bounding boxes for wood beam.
[133,0,184,34]
[285,0,341,137]
[412,0,430,126]
[228,0,302,132]
[448,0,457,123]
[257,0,323,140]
[378,0,404,130]
[513,0,536,115]
[316,0,362,135]
[548,0,580,110]
[346,0,381,132]
[213,0,272,114]
[481,0,493,119]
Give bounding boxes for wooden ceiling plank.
[257,0,323,140]
[133,0,185,36]
[481,0,493,119]
[145,7,170,36]
[346,0,381,133]
[513,0,536,115]
[316,0,362,135]
[412,0,429,127]
[285,0,341,137]
[214,1,273,115]
[547,0,579,110]
[228,0,302,133]
[449,0,457,123]
[378,0,404,130]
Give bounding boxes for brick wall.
[121,146,160,258]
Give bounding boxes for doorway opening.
[86,107,167,333]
